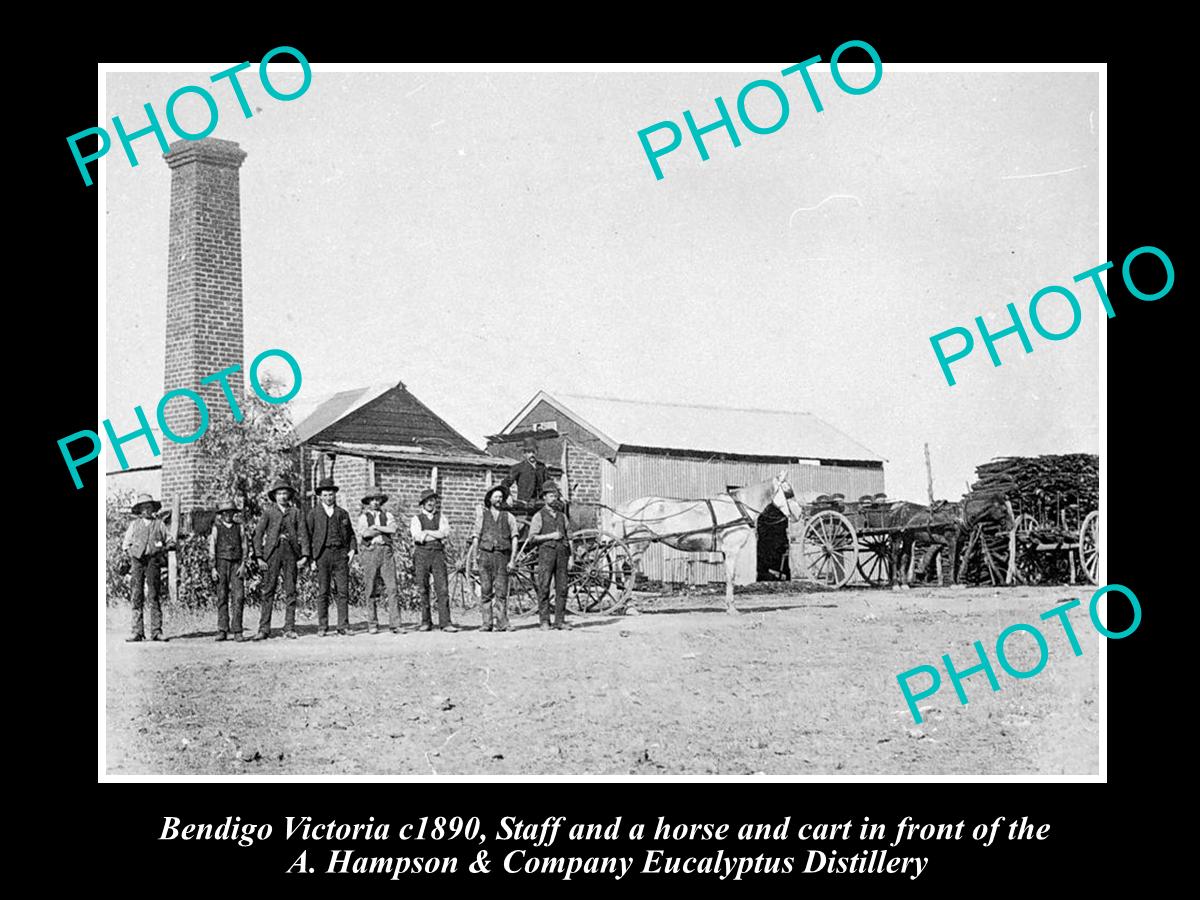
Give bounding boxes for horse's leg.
[723,532,749,615]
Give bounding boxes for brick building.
[290,382,519,551]
[487,391,886,586]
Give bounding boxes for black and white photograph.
[100,62,1103,777]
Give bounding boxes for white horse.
[607,472,802,614]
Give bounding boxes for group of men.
[119,439,577,642]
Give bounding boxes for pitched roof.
[291,381,485,456]
[502,391,885,462]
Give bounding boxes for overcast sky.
[105,67,1100,502]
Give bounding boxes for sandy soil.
[104,585,1099,776]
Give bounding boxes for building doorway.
[757,503,791,581]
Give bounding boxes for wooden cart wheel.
[1014,513,1039,538]
[506,555,539,616]
[567,529,635,613]
[448,543,481,611]
[800,510,857,588]
[1078,510,1099,585]
[855,532,893,586]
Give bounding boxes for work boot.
[417,623,433,632]
[285,630,299,640]
[125,634,145,643]
[250,631,269,642]
[215,632,228,642]
[234,634,246,643]
[441,624,460,634]
[317,628,329,637]
[151,633,169,642]
[368,625,379,635]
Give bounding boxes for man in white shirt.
[410,488,457,632]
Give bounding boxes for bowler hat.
[522,437,538,452]
[483,485,508,506]
[131,493,162,515]
[418,488,440,505]
[315,477,339,494]
[267,478,294,500]
[362,484,389,504]
[541,480,560,496]
[216,497,239,514]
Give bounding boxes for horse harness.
[625,493,761,551]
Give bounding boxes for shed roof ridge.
[562,392,813,416]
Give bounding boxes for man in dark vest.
[358,483,401,635]
[469,485,520,631]
[409,488,457,632]
[307,477,356,636]
[529,481,572,630]
[251,479,311,641]
[208,497,248,642]
[501,437,548,514]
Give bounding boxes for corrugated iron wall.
[600,453,885,586]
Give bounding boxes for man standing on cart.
[501,437,549,516]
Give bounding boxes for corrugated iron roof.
[512,392,885,462]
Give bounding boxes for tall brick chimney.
[161,138,247,521]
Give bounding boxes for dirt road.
[104,585,1099,776]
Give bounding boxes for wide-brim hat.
[131,493,162,514]
[315,477,339,495]
[541,480,560,496]
[362,484,389,504]
[267,478,294,499]
[216,497,239,513]
[418,488,440,505]
[483,485,508,506]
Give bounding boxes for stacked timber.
[957,454,1098,586]
[968,454,1099,524]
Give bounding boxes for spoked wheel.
[567,530,635,613]
[800,510,857,588]
[1014,513,1040,539]
[448,544,481,611]
[855,532,894,586]
[506,555,539,616]
[1079,510,1099,584]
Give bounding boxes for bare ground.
[104,585,1099,776]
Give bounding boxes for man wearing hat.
[501,437,548,514]
[409,488,457,632]
[307,476,356,636]
[528,481,572,630]
[121,493,170,642]
[468,485,520,631]
[358,484,402,634]
[251,478,310,640]
[208,498,248,642]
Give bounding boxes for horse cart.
[1008,496,1099,585]
[789,495,958,589]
